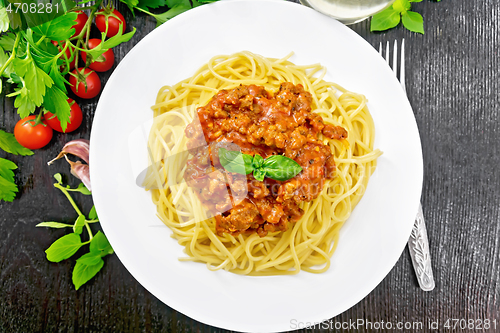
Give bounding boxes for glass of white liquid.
[299,0,396,25]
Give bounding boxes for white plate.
[90,0,423,332]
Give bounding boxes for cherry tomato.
[69,68,101,99]
[81,39,115,72]
[45,99,83,133]
[72,11,88,38]
[52,41,78,71]
[95,9,126,38]
[14,115,53,150]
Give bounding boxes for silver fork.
[379,40,435,291]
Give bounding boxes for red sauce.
[184,83,347,237]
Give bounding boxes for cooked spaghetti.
[144,51,382,275]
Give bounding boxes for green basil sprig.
[218,148,302,182]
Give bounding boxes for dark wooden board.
[1,0,499,332]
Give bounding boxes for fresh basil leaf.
[88,205,98,220]
[36,221,73,228]
[370,7,401,32]
[218,148,254,175]
[262,155,302,181]
[253,169,266,182]
[45,233,83,262]
[73,214,86,234]
[89,231,113,256]
[402,11,424,34]
[0,157,18,202]
[0,129,34,155]
[252,154,264,169]
[72,255,104,290]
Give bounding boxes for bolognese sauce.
[184,83,347,237]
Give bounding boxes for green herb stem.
[54,182,93,239]
[0,33,21,78]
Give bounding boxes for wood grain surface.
[1,0,499,332]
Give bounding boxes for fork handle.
[408,203,436,291]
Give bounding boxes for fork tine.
[400,38,406,92]
[393,40,398,76]
[385,41,390,65]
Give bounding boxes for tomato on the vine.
[81,39,115,72]
[72,11,88,38]
[69,68,101,99]
[14,115,53,150]
[45,99,83,133]
[95,9,126,38]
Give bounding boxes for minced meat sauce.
[183,83,347,237]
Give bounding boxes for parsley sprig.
[0,129,33,201]
[370,0,441,34]
[37,173,113,290]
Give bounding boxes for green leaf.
[88,205,98,220]
[261,155,302,181]
[0,32,16,52]
[166,0,188,7]
[120,0,139,12]
[43,85,70,131]
[73,215,86,234]
[0,47,15,79]
[53,173,62,183]
[0,129,34,155]
[153,4,192,27]
[85,27,136,61]
[74,183,91,195]
[253,169,266,182]
[402,10,424,34]
[31,12,78,41]
[36,221,74,228]
[0,5,9,34]
[76,251,103,266]
[139,0,166,10]
[12,53,54,108]
[218,148,254,175]
[89,231,114,256]
[370,7,401,32]
[45,233,83,262]
[48,60,69,92]
[0,157,18,202]
[252,154,264,169]
[72,255,104,290]
[393,0,411,12]
[13,86,36,118]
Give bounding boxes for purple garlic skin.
[48,139,91,191]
